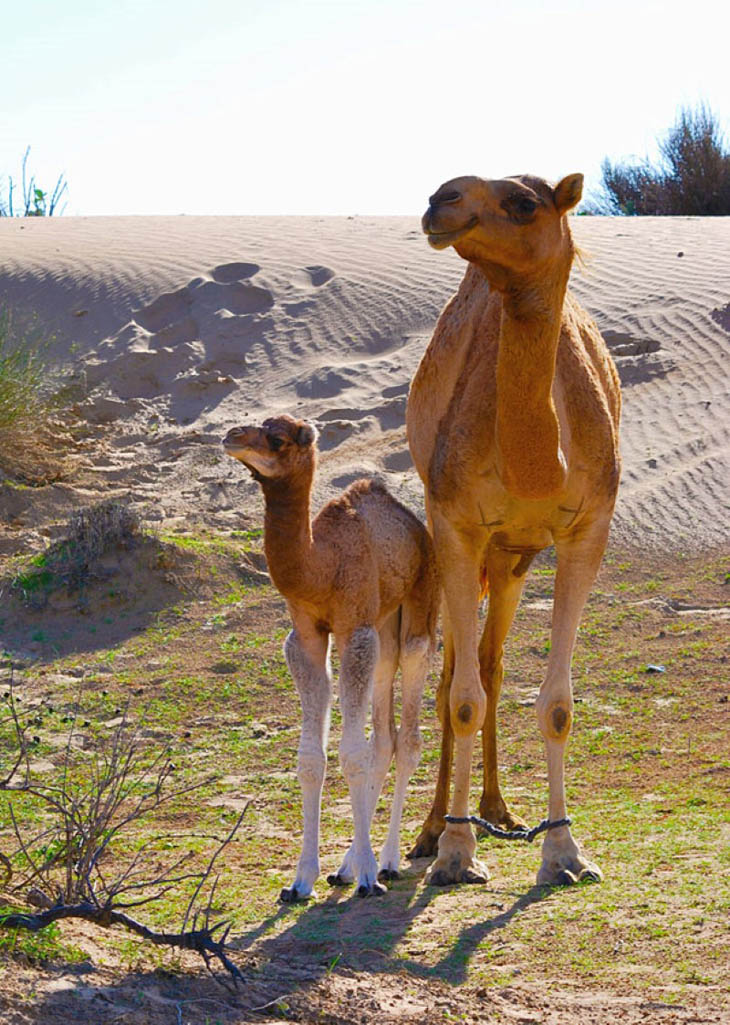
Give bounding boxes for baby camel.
[223,415,439,899]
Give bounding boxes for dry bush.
[0,307,74,484]
[594,104,730,215]
[0,147,68,218]
[0,673,246,987]
[10,499,142,608]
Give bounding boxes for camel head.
[422,172,583,289]
[222,414,317,482]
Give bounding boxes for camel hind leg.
[378,599,432,879]
[335,626,385,897]
[406,602,453,859]
[477,543,531,831]
[328,610,399,887]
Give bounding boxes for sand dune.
[1,213,728,552]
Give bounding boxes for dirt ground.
[1,437,729,1025]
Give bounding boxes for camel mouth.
[222,435,248,455]
[425,216,479,250]
[222,434,262,463]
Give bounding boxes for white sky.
[3,0,729,215]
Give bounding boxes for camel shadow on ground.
[21,868,556,1025]
[232,860,554,987]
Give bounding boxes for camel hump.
[345,478,430,535]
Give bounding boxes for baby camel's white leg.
[337,625,384,897]
[329,611,399,887]
[378,634,430,879]
[280,625,331,903]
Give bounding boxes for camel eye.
[268,435,285,451]
[501,193,539,222]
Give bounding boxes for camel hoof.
[326,873,351,888]
[580,868,602,884]
[406,827,442,860]
[378,868,399,882]
[537,859,603,887]
[279,886,305,903]
[477,798,527,835]
[427,859,489,887]
[357,881,387,898]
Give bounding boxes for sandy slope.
[1,214,728,552]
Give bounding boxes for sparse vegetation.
[0,307,76,484]
[10,500,143,608]
[0,673,247,986]
[0,147,68,218]
[0,540,727,1021]
[0,309,49,439]
[593,104,730,215]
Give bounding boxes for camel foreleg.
[535,524,608,886]
[336,626,384,897]
[378,633,429,878]
[280,627,331,903]
[330,612,399,886]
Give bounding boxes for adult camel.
[406,172,620,886]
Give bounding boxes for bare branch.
[2,701,249,987]
[0,901,245,984]
[182,805,248,936]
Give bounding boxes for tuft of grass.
[11,499,142,607]
[0,308,49,439]
[0,907,86,964]
[0,307,76,484]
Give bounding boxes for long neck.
[494,260,571,500]
[260,469,315,597]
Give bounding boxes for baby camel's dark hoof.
[326,873,351,887]
[378,868,399,882]
[357,881,387,898]
[279,886,299,903]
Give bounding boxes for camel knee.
[536,695,573,741]
[372,722,396,764]
[449,679,486,738]
[284,629,306,673]
[479,652,504,693]
[401,634,432,669]
[297,743,326,788]
[395,723,422,774]
[342,626,379,682]
[339,736,370,786]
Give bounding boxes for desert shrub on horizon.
[0,146,68,217]
[590,104,730,215]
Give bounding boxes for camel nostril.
[438,190,462,205]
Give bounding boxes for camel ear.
[554,173,583,214]
[295,422,317,447]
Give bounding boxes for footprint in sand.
[295,368,352,399]
[133,286,192,333]
[192,279,274,316]
[602,330,661,357]
[383,449,413,472]
[293,265,336,289]
[710,302,730,332]
[317,420,357,451]
[211,262,261,283]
